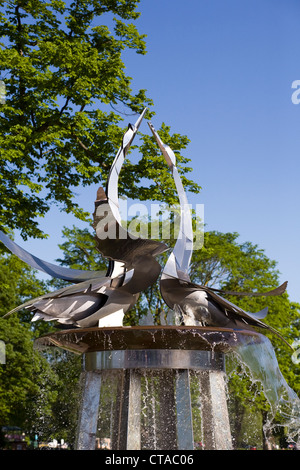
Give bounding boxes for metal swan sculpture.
[148,121,291,349]
[1,109,167,328]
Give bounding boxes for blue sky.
[15,0,300,303]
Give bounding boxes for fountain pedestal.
[35,326,262,450]
[75,349,230,450]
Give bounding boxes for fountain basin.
[34,325,264,355]
[34,326,266,450]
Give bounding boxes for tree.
[0,0,200,239]
[0,244,83,446]
[190,231,280,290]
[35,348,82,446]
[0,247,57,434]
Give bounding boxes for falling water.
[141,371,157,449]
[230,333,300,445]
[136,315,300,447]
[34,324,300,449]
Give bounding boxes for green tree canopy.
[0,0,200,239]
[0,247,57,431]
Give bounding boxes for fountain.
[35,325,237,450]
[1,109,299,450]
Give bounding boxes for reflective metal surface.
[176,370,194,449]
[2,109,167,328]
[75,371,102,450]
[34,325,265,354]
[93,110,168,295]
[149,122,290,348]
[84,349,225,371]
[148,122,193,282]
[1,111,290,347]
[0,229,106,282]
[198,370,233,450]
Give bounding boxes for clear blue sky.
[16,0,300,303]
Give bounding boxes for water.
[91,328,300,449]
[231,334,300,446]
[35,326,300,449]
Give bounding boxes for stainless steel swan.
[1,109,167,327]
[148,121,290,348]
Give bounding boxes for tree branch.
[59,96,71,116]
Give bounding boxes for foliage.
[57,225,107,271]
[34,349,82,445]
[0,0,200,239]
[190,231,279,289]
[0,247,57,432]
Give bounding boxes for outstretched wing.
[148,122,193,282]
[3,277,111,317]
[93,111,168,293]
[203,281,288,299]
[150,121,291,349]
[0,230,106,282]
[199,283,292,349]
